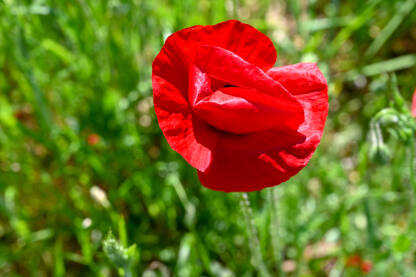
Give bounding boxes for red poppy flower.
[346,254,362,267]
[152,20,328,192]
[360,260,373,274]
[412,88,416,117]
[87,133,100,146]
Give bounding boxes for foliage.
[103,231,138,277]
[0,0,416,276]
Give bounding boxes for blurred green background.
[1,0,416,276]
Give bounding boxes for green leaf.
[366,0,416,57]
[347,54,416,80]
[41,38,74,64]
[393,234,411,253]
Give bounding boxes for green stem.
[363,196,376,247]
[409,136,416,230]
[405,136,416,265]
[123,266,132,277]
[240,193,271,277]
[232,0,238,18]
[269,188,284,276]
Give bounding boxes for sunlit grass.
[0,0,416,276]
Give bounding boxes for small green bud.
[368,123,390,165]
[103,231,138,272]
[369,142,391,165]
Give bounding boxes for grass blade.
[346,54,416,80]
[365,0,416,57]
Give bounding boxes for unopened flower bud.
[103,232,138,271]
[369,142,390,165]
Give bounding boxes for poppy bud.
[368,122,390,165]
[369,142,390,165]
[103,231,138,270]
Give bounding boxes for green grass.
[1,0,416,276]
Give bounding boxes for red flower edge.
[346,255,362,267]
[152,20,328,192]
[360,260,373,274]
[87,133,100,146]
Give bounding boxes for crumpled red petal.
[161,20,277,71]
[412,89,416,117]
[192,45,304,134]
[153,20,278,173]
[197,63,328,192]
[152,75,218,172]
[153,19,328,192]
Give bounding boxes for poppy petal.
[193,88,305,135]
[188,64,212,107]
[193,45,305,133]
[197,63,328,192]
[152,75,218,172]
[267,62,328,137]
[162,20,276,71]
[197,146,294,192]
[152,40,189,99]
[267,63,327,96]
[412,88,416,117]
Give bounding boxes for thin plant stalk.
[269,187,285,276]
[408,135,416,230]
[123,267,132,277]
[240,192,271,277]
[232,0,239,18]
[405,135,416,265]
